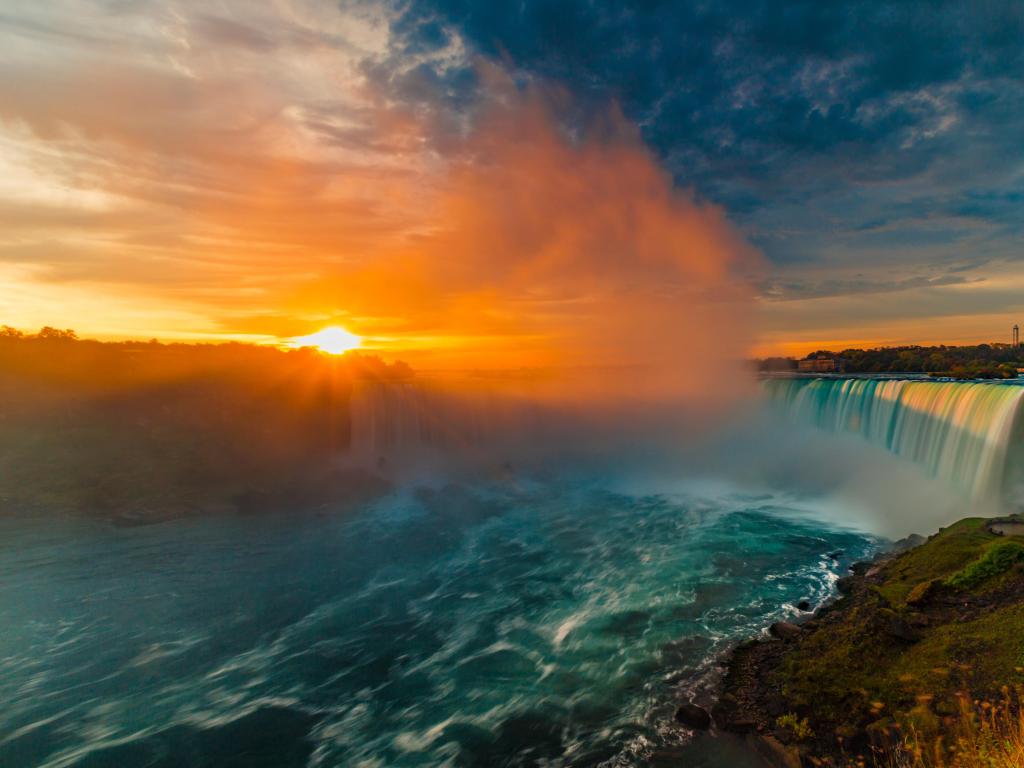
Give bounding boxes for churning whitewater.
[0,477,877,768]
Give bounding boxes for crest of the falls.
[763,377,1024,499]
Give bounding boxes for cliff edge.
[714,516,1024,766]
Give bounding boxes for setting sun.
[289,326,362,355]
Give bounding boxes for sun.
[289,326,362,355]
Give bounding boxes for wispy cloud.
[1,0,1022,354]
[0,2,757,388]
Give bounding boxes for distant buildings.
[797,358,843,373]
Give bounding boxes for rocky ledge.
[712,517,1024,766]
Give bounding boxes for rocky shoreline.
[709,570,883,766]
[680,520,1024,766]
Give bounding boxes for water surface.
[0,477,878,767]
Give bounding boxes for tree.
[35,327,78,341]
[998,364,1019,379]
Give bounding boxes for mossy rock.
[905,579,941,607]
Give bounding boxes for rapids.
[0,478,876,767]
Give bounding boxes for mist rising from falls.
[345,373,1024,536]
[350,381,473,461]
[764,377,1024,501]
[345,375,735,481]
[348,380,550,477]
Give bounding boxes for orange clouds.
[0,2,758,403]
[288,81,759,400]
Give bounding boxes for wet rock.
[827,550,844,560]
[674,703,712,730]
[836,576,856,594]
[796,600,811,611]
[769,621,802,641]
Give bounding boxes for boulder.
[905,579,941,607]
[887,615,923,643]
[674,703,712,730]
[769,621,803,641]
[891,533,926,553]
[796,600,811,611]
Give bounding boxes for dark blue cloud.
[371,0,1024,275]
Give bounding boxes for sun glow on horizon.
[288,326,363,355]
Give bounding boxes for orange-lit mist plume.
[290,75,759,407]
[0,64,763,507]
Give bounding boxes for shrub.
[945,542,1024,590]
[777,712,814,741]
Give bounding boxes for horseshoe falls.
[763,377,1024,499]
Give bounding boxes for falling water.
[349,381,466,460]
[348,380,540,469]
[764,377,1024,498]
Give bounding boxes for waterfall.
[348,379,537,470]
[350,381,472,463]
[763,377,1024,498]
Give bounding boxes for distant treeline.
[758,343,1024,379]
[0,327,410,521]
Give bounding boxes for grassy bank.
[714,517,1024,767]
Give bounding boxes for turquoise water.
[0,477,877,767]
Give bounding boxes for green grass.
[875,519,997,604]
[945,541,1024,590]
[769,519,1024,760]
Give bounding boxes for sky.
[1,0,1022,362]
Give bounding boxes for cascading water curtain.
[764,378,1024,499]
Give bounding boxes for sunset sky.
[2,1,1023,363]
